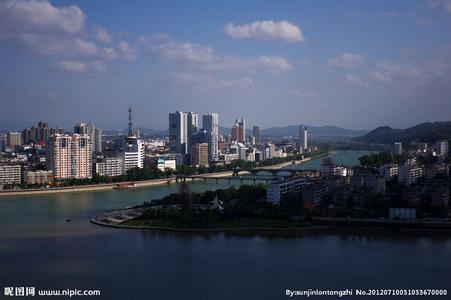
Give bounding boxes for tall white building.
[299,126,308,152]
[393,142,403,155]
[46,134,92,179]
[122,107,144,172]
[202,113,219,161]
[169,111,188,155]
[435,140,449,157]
[398,165,423,186]
[74,123,102,153]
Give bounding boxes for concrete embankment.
[0,171,236,197]
[0,178,173,196]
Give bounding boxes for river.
[1,150,450,299]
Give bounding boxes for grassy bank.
[123,217,308,229]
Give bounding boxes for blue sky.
[1,0,451,131]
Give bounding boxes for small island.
[91,182,451,233]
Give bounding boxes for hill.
[219,125,367,137]
[356,121,451,144]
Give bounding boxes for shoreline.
[0,171,236,196]
[0,152,327,196]
[90,218,451,234]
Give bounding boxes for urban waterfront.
[1,151,450,299]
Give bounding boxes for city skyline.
[1,0,451,131]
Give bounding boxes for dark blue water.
[1,151,450,299]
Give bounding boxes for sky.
[1,0,451,132]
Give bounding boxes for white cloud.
[50,59,107,75]
[286,89,317,98]
[95,26,112,43]
[151,38,293,73]
[220,77,254,89]
[0,0,85,36]
[0,0,104,57]
[345,74,369,86]
[224,20,305,43]
[328,53,364,70]
[118,41,137,61]
[369,60,448,83]
[102,47,118,61]
[16,34,98,56]
[138,33,172,45]
[51,60,87,73]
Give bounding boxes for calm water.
[1,151,450,299]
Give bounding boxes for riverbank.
[0,171,236,196]
[90,208,451,234]
[0,152,326,196]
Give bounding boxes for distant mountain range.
[103,125,368,137]
[356,121,451,144]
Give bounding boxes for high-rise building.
[299,126,308,152]
[169,111,188,155]
[393,142,403,155]
[122,107,144,172]
[0,134,6,152]
[22,121,64,145]
[202,113,219,161]
[253,126,260,144]
[231,118,245,143]
[74,123,102,153]
[186,112,199,157]
[46,134,92,179]
[435,140,449,157]
[6,132,22,147]
[191,143,209,167]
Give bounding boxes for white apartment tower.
[299,125,308,152]
[169,111,188,155]
[122,107,144,172]
[47,134,92,179]
[202,113,219,161]
[74,123,102,153]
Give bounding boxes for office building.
[191,143,209,167]
[122,107,144,172]
[379,164,399,181]
[435,140,449,157]
[267,177,308,204]
[253,126,260,145]
[398,165,424,186]
[169,111,188,155]
[202,113,219,161]
[186,112,199,156]
[94,157,124,177]
[6,132,22,147]
[0,134,6,152]
[393,142,403,155]
[22,121,64,144]
[46,134,92,179]
[0,165,22,185]
[299,126,308,152]
[74,123,102,153]
[231,118,245,143]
